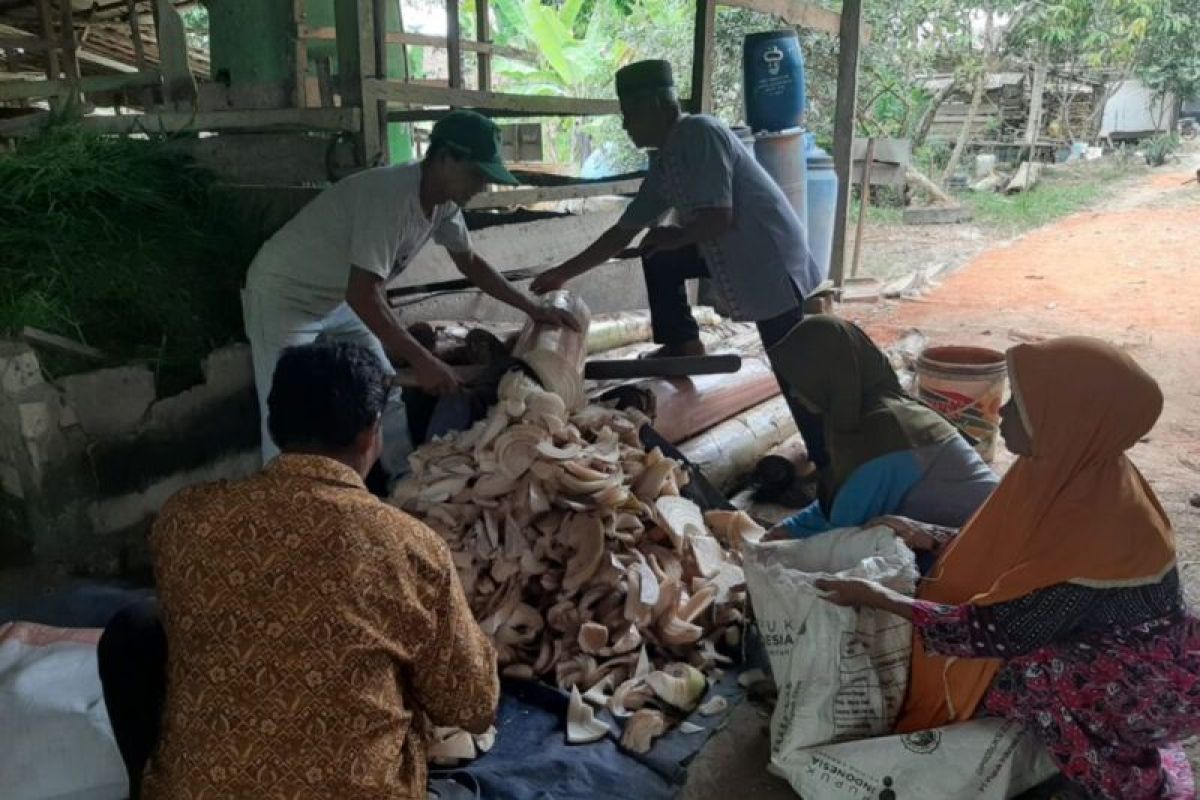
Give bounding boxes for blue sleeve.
[780,451,924,539]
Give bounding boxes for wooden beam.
[475,0,490,91]
[299,25,534,62]
[690,0,716,114]
[336,0,383,166]
[34,107,362,135]
[59,0,83,102]
[466,178,643,209]
[0,36,52,50]
[371,0,389,162]
[368,80,621,116]
[719,0,840,36]
[34,0,58,81]
[0,70,160,100]
[828,0,862,288]
[293,0,308,108]
[446,0,462,88]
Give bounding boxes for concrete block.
[0,342,43,396]
[18,401,51,440]
[61,366,156,439]
[1,461,22,499]
[88,450,259,535]
[202,344,254,395]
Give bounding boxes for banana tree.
[489,0,630,164]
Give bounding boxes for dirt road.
[683,154,1200,799]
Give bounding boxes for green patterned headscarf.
[768,316,959,510]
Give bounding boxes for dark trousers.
[642,245,829,468]
[97,600,167,800]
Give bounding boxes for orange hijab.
[897,337,1175,733]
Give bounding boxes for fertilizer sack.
[777,718,1058,800]
[744,528,1058,800]
[744,526,917,754]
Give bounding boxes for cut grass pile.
[0,127,261,393]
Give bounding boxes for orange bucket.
[916,346,1008,462]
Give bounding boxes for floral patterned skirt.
[983,613,1200,800]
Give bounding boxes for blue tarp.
[2,583,750,800]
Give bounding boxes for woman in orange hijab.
[817,337,1199,799]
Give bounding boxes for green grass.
[849,197,904,226]
[0,126,263,393]
[960,160,1141,236]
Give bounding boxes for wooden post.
[35,0,59,82]
[126,0,152,107]
[395,1,410,82]
[828,0,862,288]
[58,0,82,106]
[1021,62,1047,163]
[849,136,874,279]
[336,0,383,166]
[294,0,309,108]
[476,0,490,91]
[446,0,462,89]
[689,0,716,114]
[371,0,390,162]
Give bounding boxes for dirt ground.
[682,151,1200,799]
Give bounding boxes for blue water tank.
[753,128,807,225]
[804,133,837,281]
[743,30,806,133]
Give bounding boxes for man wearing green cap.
[532,59,828,467]
[244,110,576,472]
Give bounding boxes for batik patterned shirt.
[143,454,498,800]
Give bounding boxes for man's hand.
[527,303,583,332]
[640,226,686,259]
[529,266,573,295]
[413,356,463,395]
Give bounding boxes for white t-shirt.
[245,162,471,317]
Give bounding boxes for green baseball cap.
[430,110,518,186]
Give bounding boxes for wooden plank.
[466,178,643,209]
[475,0,490,91]
[57,107,363,135]
[718,0,851,38]
[367,79,621,116]
[0,36,53,50]
[849,136,874,279]
[371,0,389,162]
[689,0,716,114]
[298,25,534,62]
[22,327,106,362]
[0,70,160,100]
[35,0,58,82]
[828,0,862,288]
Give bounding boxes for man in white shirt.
[244,110,576,471]
[531,60,828,468]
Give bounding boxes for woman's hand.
[813,577,891,608]
[869,515,940,552]
[814,576,915,619]
[760,525,791,542]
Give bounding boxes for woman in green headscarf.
[763,316,997,551]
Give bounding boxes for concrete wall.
[0,343,260,575]
[1101,79,1176,138]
